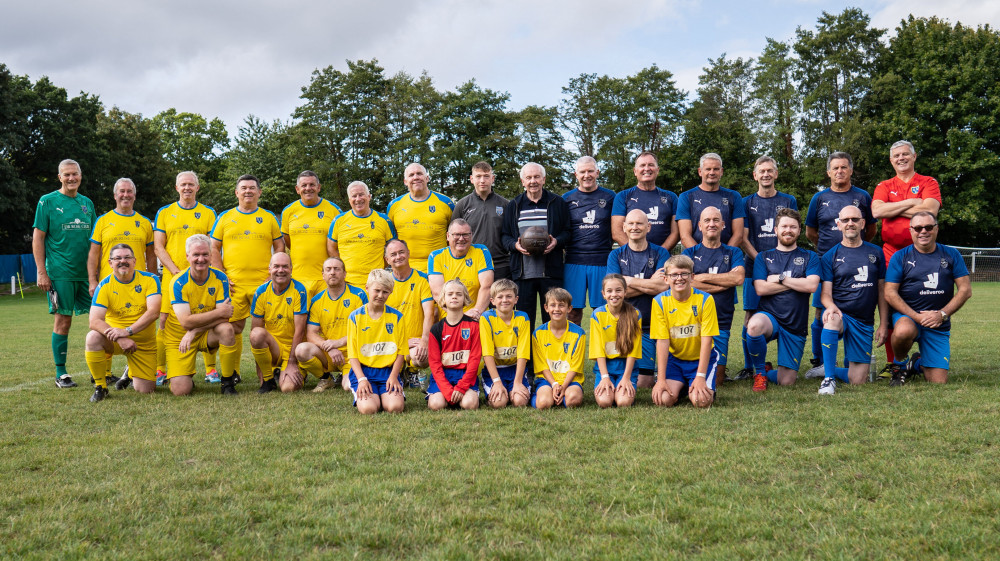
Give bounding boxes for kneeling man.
[249,252,309,393]
[85,244,161,402]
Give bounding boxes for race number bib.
[669,324,698,339]
[441,350,469,367]
[496,346,517,362]
[360,342,398,357]
[547,359,571,374]
[604,341,619,356]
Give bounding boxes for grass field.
[2,285,999,560]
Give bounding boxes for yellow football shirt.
[90,210,154,279]
[281,198,341,286]
[307,285,368,356]
[588,306,644,361]
[250,279,309,353]
[532,322,586,385]
[427,244,493,315]
[91,270,161,342]
[154,202,217,270]
[650,289,719,362]
[327,210,396,288]
[479,309,531,368]
[164,267,230,340]
[347,305,407,369]
[210,207,282,285]
[385,269,433,342]
[387,192,453,273]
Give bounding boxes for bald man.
[248,252,309,393]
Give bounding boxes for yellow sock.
[203,350,217,371]
[156,328,166,372]
[105,353,112,377]
[299,356,324,379]
[86,350,109,388]
[234,336,244,375]
[218,343,238,378]
[251,346,273,380]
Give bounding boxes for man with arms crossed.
[153,171,218,384]
[883,212,971,386]
[164,235,239,395]
[746,208,821,392]
[453,161,510,281]
[816,206,888,395]
[563,156,615,325]
[33,159,97,388]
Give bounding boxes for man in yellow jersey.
[211,174,284,381]
[249,252,308,393]
[84,244,161,403]
[650,255,720,408]
[428,218,494,319]
[164,235,239,396]
[152,171,219,386]
[88,178,156,295]
[327,181,395,290]
[384,238,434,388]
[387,163,454,273]
[281,171,341,299]
[87,177,156,386]
[295,257,368,392]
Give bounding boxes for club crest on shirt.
[940,259,949,269]
[370,221,375,229]
[194,212,201,219]
[852,199,860,207]
[648,257,656,268]
[868,254,877,263]
[461,328,470,340]
[513,327,519,337]
[660,196,668,204]
[496,206,503,216]
[256,217,263,224]
[722,198,730,206]
[343,298,351,308]
[691,305,698,317]
[318,211,324,219]
[429,205,436,213]
[723,255,730,265]
[911,186,920,194]
[563,343,569,353]
[466,258,473,267]
[208,287,216,295]
[794,257,805,266]
[132,285,141,293]
[286,297,292,305]
[135,220,141,227]
[386,323,394,334]
[599,199,607,208]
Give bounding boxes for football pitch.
[2,286,998,560]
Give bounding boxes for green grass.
[2,285,999,559]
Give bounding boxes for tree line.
[2,10,998,255]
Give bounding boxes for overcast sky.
[3,0,998,136]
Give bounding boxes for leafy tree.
[94,107,174,217]
[151,109,229,184]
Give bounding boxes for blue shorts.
[564,263,606,309]
[349,366,405,404]
[742,278,759,311]
[481,365,520,396]
[712,330,731,366]
[665,348,720,391]
[531,378,583,408]
[831,314,875,364]
[427,369,480,396]
[892,312,951,369]
[757,312,807,371]
[637,332,655,371]
[593,358,639,389]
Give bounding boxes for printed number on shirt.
[441,350,469,367]
[548,359,571,374]
[497,346,517,360]
[360,342,398,357]
[670,324,698,339]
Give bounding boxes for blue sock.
[821,329,840,379]
[811,316,823,363]
[741,326,751,370]
[747,334,767,374]
[832,368,850,383]
[765,369,779,383]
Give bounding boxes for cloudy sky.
[3,0,998,135]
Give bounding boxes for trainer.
[883,212,971,386]
[453,161,510,281]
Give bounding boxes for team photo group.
[31,140,971,412]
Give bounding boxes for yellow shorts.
[111,336,156,381]
[164,332,213,378]
[230,282,255,322]
[160,271,175,314]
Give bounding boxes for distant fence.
[954,247,1000,282]
[0,255,37,284]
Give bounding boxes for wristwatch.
[125,326,133,336]
[939,310,949,321]
[777,272,787,283]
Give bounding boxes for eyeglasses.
[666,272,691,279]
[450,232,472,239]
[109,256,135,262]
[910,224,937,233]
[839,217,863,223]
